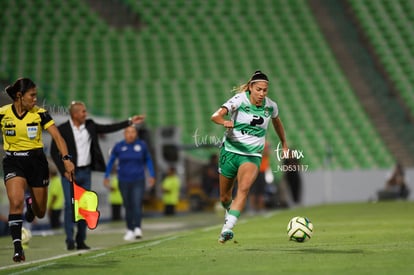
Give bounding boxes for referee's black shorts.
[3,149,49,187]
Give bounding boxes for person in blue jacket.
[103,125,155,241]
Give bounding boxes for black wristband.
[62,154,72,161]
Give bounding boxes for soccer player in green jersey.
[211,71,288,243]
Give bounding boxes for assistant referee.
[1,78,74,263]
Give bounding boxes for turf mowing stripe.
[201,224,222,232]
[1,210,279,272]
[1,235,184,273]
[87,235,183,259]
[5,263,56,275]
[1,250,90,273]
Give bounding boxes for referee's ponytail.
[5,78,36,100]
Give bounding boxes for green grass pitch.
[1,201,414,274]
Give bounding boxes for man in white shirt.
[51,101,144,250]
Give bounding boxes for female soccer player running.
[1,78,74,262]
[211,70,288,243]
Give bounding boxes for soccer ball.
[287,216,313,242]
[21,227,32,245]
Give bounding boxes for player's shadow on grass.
[281,248,364,254]
[49,261,120,270]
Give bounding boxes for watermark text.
[192,128,222,147]
[273,142,308,172]
[274,142,305,161]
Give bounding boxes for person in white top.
[211,70,288,243]
[51,101,144,250]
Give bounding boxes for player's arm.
[47,125,75,180]
[211,107,233,128]
[95,115,145,134]
[271,116,288,151]
[144,144,156,188]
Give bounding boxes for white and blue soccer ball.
[287,216,313,242]
[21,227,32,245]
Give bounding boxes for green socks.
[228,209,241,218]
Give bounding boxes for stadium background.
[0,0,413,218]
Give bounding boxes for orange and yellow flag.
[72,181,100,230]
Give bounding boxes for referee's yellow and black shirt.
[0,104,55,151]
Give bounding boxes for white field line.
[1,233,188,273]
[2,250,90,274]
[2,210,281,273]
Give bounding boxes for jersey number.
[250,115,264,126]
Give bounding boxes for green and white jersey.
[221,91,278,157]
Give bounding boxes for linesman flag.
[72,181,100,230]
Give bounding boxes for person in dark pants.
[103,126,155,241]
[162,167,181,216]
[283,152,302,205]
[51,101,144,250]
[201,154,220,199]
[377,162,410,200]
[108,170,123,221]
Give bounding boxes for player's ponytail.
[4,78,36,100]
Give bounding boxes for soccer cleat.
[225,209,229,219]
[134,227,142,239]
[13,248,25,262]
[123,230,135,241]
[24,197,35,223]
[218,229,234,244]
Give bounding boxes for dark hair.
[250,70,269,83]
[4,78,36,100]
[233,70,269,93]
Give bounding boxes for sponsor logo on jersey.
[4,121,16,128]
[13,152,30,156]
[5,130,16,136]
[134,144,142,152]
[264,107,270,117]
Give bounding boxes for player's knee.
[10,198,25,213]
